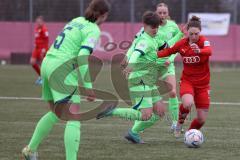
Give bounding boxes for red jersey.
[34,25,49,48]
[158,36,212,86]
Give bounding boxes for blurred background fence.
[0,0,239,64]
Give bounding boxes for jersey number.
[54,26,72,49]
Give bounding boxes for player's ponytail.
[85,0,110,23]
[187,16,201,30]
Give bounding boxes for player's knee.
[156,108,166,118]
[182,99,194,109]
[153,102,166,117]
[168,90,177,98]
[183,101,193,108]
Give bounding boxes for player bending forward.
[97,11,166,143]
[158,16,212,138]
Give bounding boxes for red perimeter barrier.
[0,22,239,62]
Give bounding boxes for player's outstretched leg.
[125,113,159,144]
[22,111,59,160]
[22,146,38,160]
[174,104,190,138]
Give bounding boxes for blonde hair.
[156,2,171,20]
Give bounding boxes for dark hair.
[187,16,201,30]
[142,11,161,28]
[84,0,111,22]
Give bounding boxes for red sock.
[32,64,40,76]
[178,104,190,124]
[189,118,204,130]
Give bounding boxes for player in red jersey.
[30,16,49,84]
[157,16,212,138]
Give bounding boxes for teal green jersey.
[46,17,100,61]
[155,20,183,63]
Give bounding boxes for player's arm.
[123,49,141,78]
[126,42,135,61]
[126,27,144,60]
[127,39,147,68]
[166,24,183,62]
[157,40,182,58]
[123,40,147,77]
[167,25,183,46]
[167,53,178,63]
[77,30,100,89]
[200,40,212,56]
[78,49,92,89]
[128,50,141,64]
[42,27,49,48]
[190,38,212,56]
[41,27,49,40]
[43,28,49,38]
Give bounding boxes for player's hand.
[85,89,96,102]
[153,104,166,117]
[179,24,188,37]
[190,43,200,54]
[41,48,46,54]
[40,48,46,58]
[120,57,128,69]
[122,67,132,78]
[141,107,153,121]
[164,60,171,67]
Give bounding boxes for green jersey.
[46,17,100,61]
[128,20,183,64]
[128,32,166,86]
[42,17,100,94]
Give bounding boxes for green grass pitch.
[0,65,240,160]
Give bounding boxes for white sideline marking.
[0,96,240,106]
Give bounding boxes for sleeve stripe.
[134,49,145,56]
[80,46,93,54]
[158,42,169,51]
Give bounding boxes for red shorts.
[31,46,48,61]
[179,80,210,109]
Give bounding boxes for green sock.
[28,112,59,151]
[131,113,159,134]
[111,108,143,121]
[64,121,81,160]
[111,108,159,123]
[168,97,179,123]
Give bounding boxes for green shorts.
[161,62,176,79]
[41,57,81,104]
[129,83,162,110]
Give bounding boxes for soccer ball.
[184,129,204,148]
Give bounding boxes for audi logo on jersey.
[183,56,200,63]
